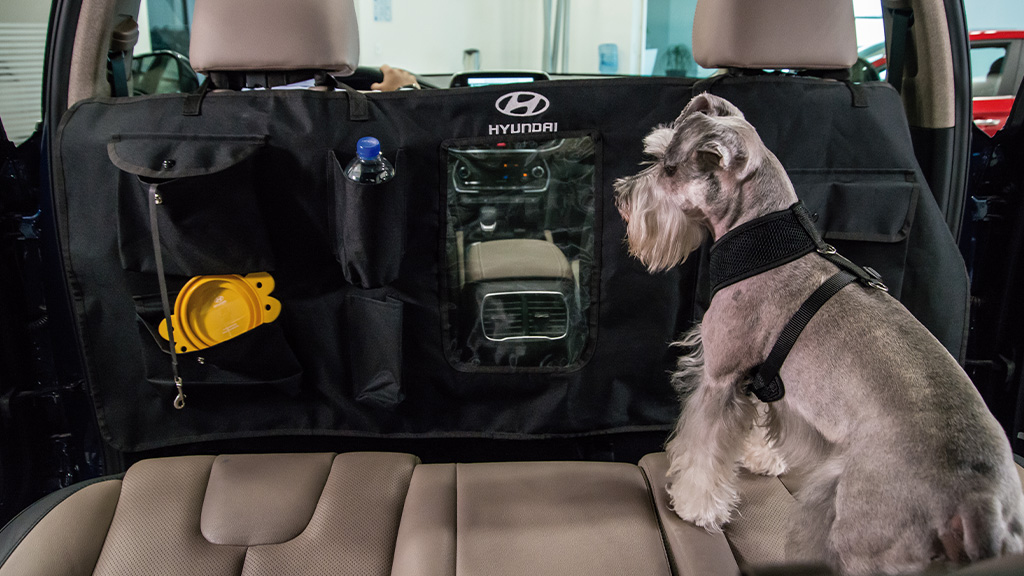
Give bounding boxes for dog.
[613,92,1024,575]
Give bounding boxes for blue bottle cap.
[356,137,381,160]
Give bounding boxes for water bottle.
[345,137,395,184]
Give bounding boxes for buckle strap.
[791,202,888,292]
[747,270,857,403]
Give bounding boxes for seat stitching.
[639,463,679,576]
[454,463,460,576]
[383,456,419,574]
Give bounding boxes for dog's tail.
[939,494,1024,562]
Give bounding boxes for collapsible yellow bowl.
[158,273,280,352]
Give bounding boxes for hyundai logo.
[495,91,550,117]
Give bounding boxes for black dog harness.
[708,202,888,403]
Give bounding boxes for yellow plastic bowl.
[158,273,280,352]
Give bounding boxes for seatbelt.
[887,7,914,94]
[107,17,139,97]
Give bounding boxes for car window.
[134,0,886,79]
[971,45,1010,97]
[0,3,49,144]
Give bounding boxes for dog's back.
[772,262,1024,573]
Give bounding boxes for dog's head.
[614,92,787,272]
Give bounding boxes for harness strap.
[791,203,889,291]
[708,202,890,403]
[747,270,857,402]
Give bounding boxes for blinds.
[0,22,47,145]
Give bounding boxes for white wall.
[0,1,51,23]
[355,0,642,75]
[565,0,645,74]
[356,0,544,74]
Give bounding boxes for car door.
[0,0,106,525]
[961,75,1024,457]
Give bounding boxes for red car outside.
[970,30,1023,136]
[863,30,1024,137]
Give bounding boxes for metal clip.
[154,192,163,205]
[817,244,837,255]
[863,266,888,292]
[868,279,889,292]
[173,377,186,410]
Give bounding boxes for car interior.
[1,0,1023,574]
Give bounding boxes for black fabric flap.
[791,170,918,244]
[107,133,268,179]
[54,77,967,451]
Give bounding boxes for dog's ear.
[643,125,675,159]
[690,116,764,180]
[678,92,744,122]
[695,139,733,172]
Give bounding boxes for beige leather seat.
[0,453,418,576]
[464,238,574,285]
[3,451,1021,575]
[0,452,742,576]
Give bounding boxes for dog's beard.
[615,170,706,273]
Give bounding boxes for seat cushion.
[465,238,574,283]
[0,477,122,576]
[394,461,673,576]
[639,453,743,576]
[3,452,419,576]
[2,452,747,576]
[200,452,336,546]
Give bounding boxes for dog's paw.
[739,432,788,477]
[667,476,737,532]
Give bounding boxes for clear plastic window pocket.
[442,135,597,370]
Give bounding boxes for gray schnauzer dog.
[614,92,1024,575]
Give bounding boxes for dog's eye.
[664,164,677,177]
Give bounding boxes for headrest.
[693,0,857,71]
[189,0,359,76]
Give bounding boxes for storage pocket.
[440,134,598,371]
[330,149,407,288]
[790,169,919,298]
[110,134,274,276]
[135,295,302,397]
[345,293,404,410]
